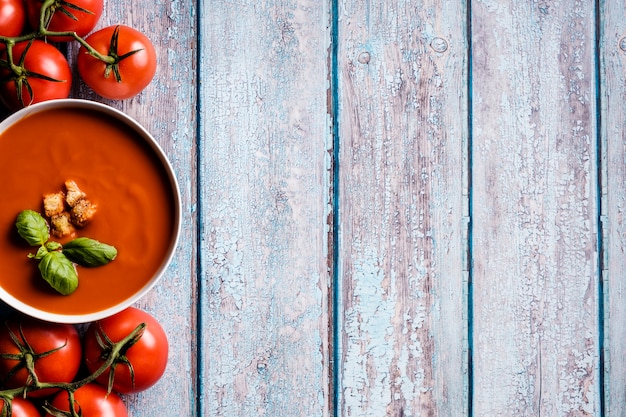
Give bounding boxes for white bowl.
[0,99,181,323]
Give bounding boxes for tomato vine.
[0,319,145,417]
[0,0,156,109]
[1,0,109,61]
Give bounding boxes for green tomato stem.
[0,0,116,71]
[0,322,146,401]
[39,0,56,33]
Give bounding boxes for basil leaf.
[63,237,117,267]
[15,210,49,246]
[38,251,78,295]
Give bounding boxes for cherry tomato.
[0,40,72,111]
[45,383,128,417]
[0,397,40,417]
[77,25,157,100]
[25,0,103,42]
[0,0,26,38]
[83,307,168,394]
[0,316,81,398]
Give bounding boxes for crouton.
[70,198,97,227]
[42,180,98,230]
[43,192,66,217]
[64,180,86,208]
[50,212,76,238]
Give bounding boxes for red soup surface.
[0,107,176,316]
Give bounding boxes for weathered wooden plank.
[68,1,199,415]
[335,1,469,415]
[471,1,600,415]
[197,0,332,415]
[600,1,626,415]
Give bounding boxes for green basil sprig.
[15,210,117,295]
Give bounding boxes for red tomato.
[83,307,168,394]
[77,25,156,100]
[45,383,128,417]
[0,397,40,417]
[0,316,81,398]
[25,0,103,42]
[0,0,26,38]
[0,40,72,111]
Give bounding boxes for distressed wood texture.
[8,0,626,415]
[197,0,332,416]
[67,1,199,415]
[335,1,469,415]
[471,1,601,415]
[602,1,626,415]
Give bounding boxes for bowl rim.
[0,99,182,323]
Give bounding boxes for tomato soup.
[0,104,178,319]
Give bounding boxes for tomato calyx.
[91,321,145,394]
[96,25,143,83]
[41,390,80,417]
[39,0,96,32]
[1,39,68,108]
[0,320,69,391]
[39,324,144,417]
[41,397,75,417]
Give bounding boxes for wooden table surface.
[5,0,626,415]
